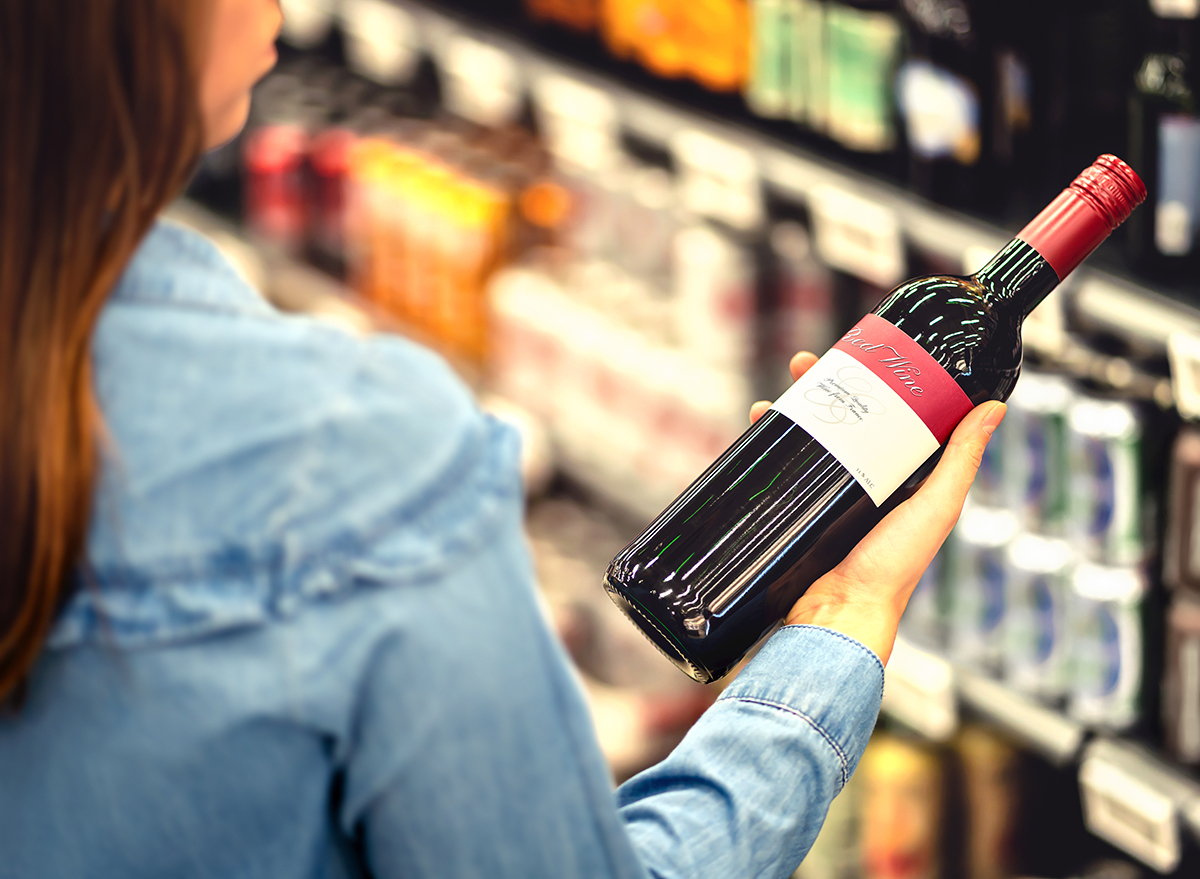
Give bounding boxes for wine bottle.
[1127,0,1200,280]
[603,155,1145,683]
[895,0,992,208]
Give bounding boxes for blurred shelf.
[382,0,1200,359]
[956,668,1086,768]
[885,636,1085,765]
[886,636,1200,872]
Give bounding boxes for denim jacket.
[0,221,884,879]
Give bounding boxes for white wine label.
[771,314,973,505]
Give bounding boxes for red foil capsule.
[1017,154,1147,280]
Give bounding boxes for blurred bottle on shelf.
[244,122,311,255]
[894,0,989,208]
[672,224,758,374]
[525,0,600,32]
[600,0,751,92]
[309,125,358,274]
[859,733,950,879]
[825,0,902,154]
[747,0,794,118]
[746,0,828,132]
[1039,0,1138,206]
[1127,0,1200,282]
[769,221,837,390]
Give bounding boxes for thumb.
[909,401,1006,523]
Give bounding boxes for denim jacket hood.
[53,220,519,649]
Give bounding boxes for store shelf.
[884,636,1085,766]
[956,668,1087,767]
[884,633,1200,871]
[377,0,1200,361]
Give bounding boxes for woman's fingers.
[749,352,819,424]
[789,351,819,382]
[783,399,1005,663]
[836,400,1006,592]
[749,401,772,424]
[901,401,1007,542]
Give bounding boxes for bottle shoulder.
[873,274,1020,401]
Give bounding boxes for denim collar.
[110,220,275,317]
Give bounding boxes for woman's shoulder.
[58,221,523,649]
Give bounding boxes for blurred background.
[175,0,1200,876]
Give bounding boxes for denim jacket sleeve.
[344,482,884,879]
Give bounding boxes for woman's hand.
[749,351,1006,665]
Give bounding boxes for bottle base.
[602,576,717,684]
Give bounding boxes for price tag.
[671,130,763,232]
[956,669,1084,765]
[280,0,336,49]
[1152,0,1200,18]
[531,72,620,173]
[1079,741,1183,873]
[1170,332,1200,420]
[808,185,904,288]
[340,0,420,85]
[881,636,957,741]
[438,35,523,128]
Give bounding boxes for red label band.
[833,314,973,443]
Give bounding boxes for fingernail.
[981,402,1007,437]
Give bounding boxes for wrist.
[785,587,900,665]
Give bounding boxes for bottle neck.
[972,238,1061,318]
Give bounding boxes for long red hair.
[0,0,206,702]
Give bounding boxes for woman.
[0,1,1006,877]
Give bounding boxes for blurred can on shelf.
[1003,533,1073,700]
[1068,397,1145,566]
[1002,371,1074,536]
[1068,563,1146,731]
[947,506,1019,673]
